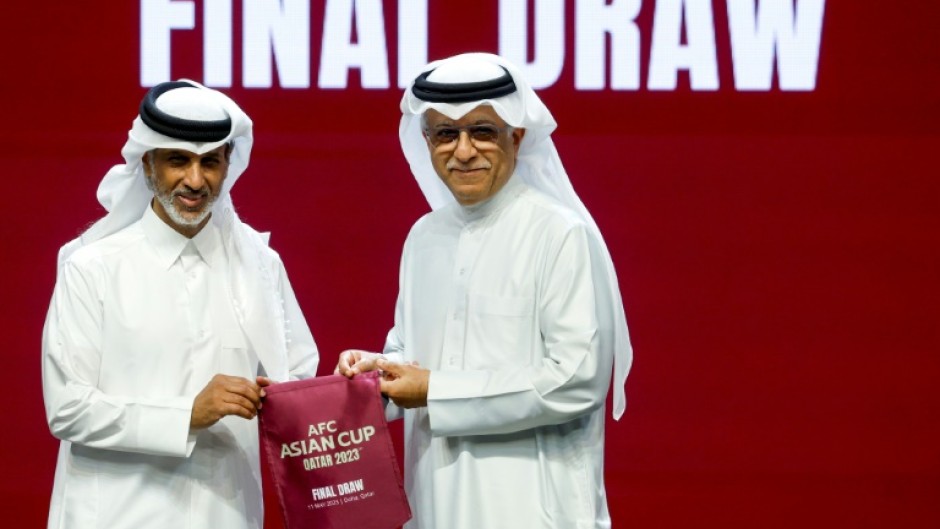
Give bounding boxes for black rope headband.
[411,66,517,103]
[139,81,232,142]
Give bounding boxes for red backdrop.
[2,1,938,527]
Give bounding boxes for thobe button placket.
[180,244,212,379]
[443,222,484,371]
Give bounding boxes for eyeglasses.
[424,124,510,148]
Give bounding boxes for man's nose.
[182,164,207,189]
[453,130,478,161]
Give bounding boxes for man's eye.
[469,126,499,142]
[435,129,459,143]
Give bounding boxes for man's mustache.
[446,161,492,171]
[174,187,209,199]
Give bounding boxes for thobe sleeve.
[42,260,196,456]
[275,259,320,380]
[382,223,412,362]
[381,258,407,422]
[427,225,614,436]
[382,283,407,366]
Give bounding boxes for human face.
[142,146,230,237]
[423,107,525,206]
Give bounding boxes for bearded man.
[42,80,318,529]
[336,53,633,528]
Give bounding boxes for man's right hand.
[334,349,382,378]
[190,374,264,429]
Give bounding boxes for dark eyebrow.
[164,150,200,160]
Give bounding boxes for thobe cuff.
[426,370,489,435]
[382,352,405,364]
[131,396,197,457]
[380,352,404,421]
[185,432,198,457]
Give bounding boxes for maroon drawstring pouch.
[258,372,411,529]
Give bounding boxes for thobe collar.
[141,203,221,270]
[456,173,526,226]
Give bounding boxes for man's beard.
[146,174,217,227]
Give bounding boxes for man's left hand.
[376,359,429,408]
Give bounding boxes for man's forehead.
[154,146,227,157]
[424,105,506,125]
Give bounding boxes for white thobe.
[384,176,616,529]
[42,205,318,529]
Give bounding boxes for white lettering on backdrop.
[140,0,826,91]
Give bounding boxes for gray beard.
[153,189,216,227]
[145,171,216,228]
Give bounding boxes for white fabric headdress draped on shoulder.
[399,53,633,420]
[56,80,292,381]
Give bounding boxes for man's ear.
[512,128,526,155]
[141,152,152,177]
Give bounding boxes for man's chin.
[453,192,486,206]
[453,180,494,200]
[171,207,211,226]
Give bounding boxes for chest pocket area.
[465,293,536,369]
[219,327,255,377]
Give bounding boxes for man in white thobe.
[42,81,319,529]
[336,54,633,528]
